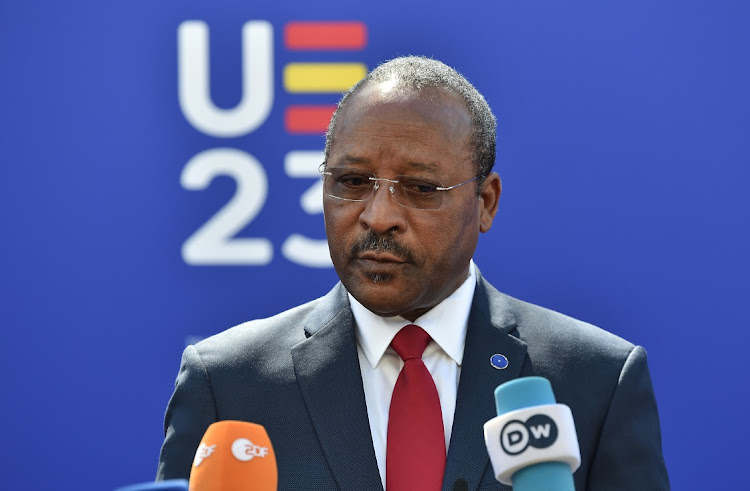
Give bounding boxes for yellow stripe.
[284,63,367,93]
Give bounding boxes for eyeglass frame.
[318,163,484,210]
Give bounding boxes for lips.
[357,251,407,263]
[354,252,408,274]
[349,231,416,265]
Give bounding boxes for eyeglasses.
[319,165,482,210]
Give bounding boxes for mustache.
[350,231,416,263]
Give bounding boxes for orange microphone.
[189,421,277,491]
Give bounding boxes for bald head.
[324,56,497,189]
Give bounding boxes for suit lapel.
[442,274,528,491]
[291,284,383,490]
[292,275,527,491]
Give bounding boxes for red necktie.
[386,324,446,491]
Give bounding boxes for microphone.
[188,420,277,491]
[115,480,188,491]
[483,377,581,490]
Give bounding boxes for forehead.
[329,82,473,174]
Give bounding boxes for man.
[157,56,669,490]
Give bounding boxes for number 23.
[180,148,331,267]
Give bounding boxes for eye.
[401,178,440,195]
[338,174,372,188]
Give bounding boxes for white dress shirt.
[349,261,477,487]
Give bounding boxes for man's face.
[323,82,500,321]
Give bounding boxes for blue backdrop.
[1,1,748,489]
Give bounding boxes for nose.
[358,180,407,234]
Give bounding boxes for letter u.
[178,20,274,137]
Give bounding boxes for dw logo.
[176,20,367,267]
[500,414,558,455]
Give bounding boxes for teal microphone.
[483,377,581,490]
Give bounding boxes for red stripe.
[284,22,367,50]
[285,105,337,134]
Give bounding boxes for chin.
[350,285,419,319]
[363,272,394,283]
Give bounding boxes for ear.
[478,172,501,233]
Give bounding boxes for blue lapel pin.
[490,354,509,370]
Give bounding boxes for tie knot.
[391,324,431,361]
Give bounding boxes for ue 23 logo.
[176,20,367,267]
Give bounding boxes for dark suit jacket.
[157,273,669,490]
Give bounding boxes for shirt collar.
[349,261,477,369]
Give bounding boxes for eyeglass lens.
[323,167,445,209]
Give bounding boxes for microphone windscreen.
[189,421,277,491]
[484,377,580,490]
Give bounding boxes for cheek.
[430,204,480,257]
[324,206,359,252]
